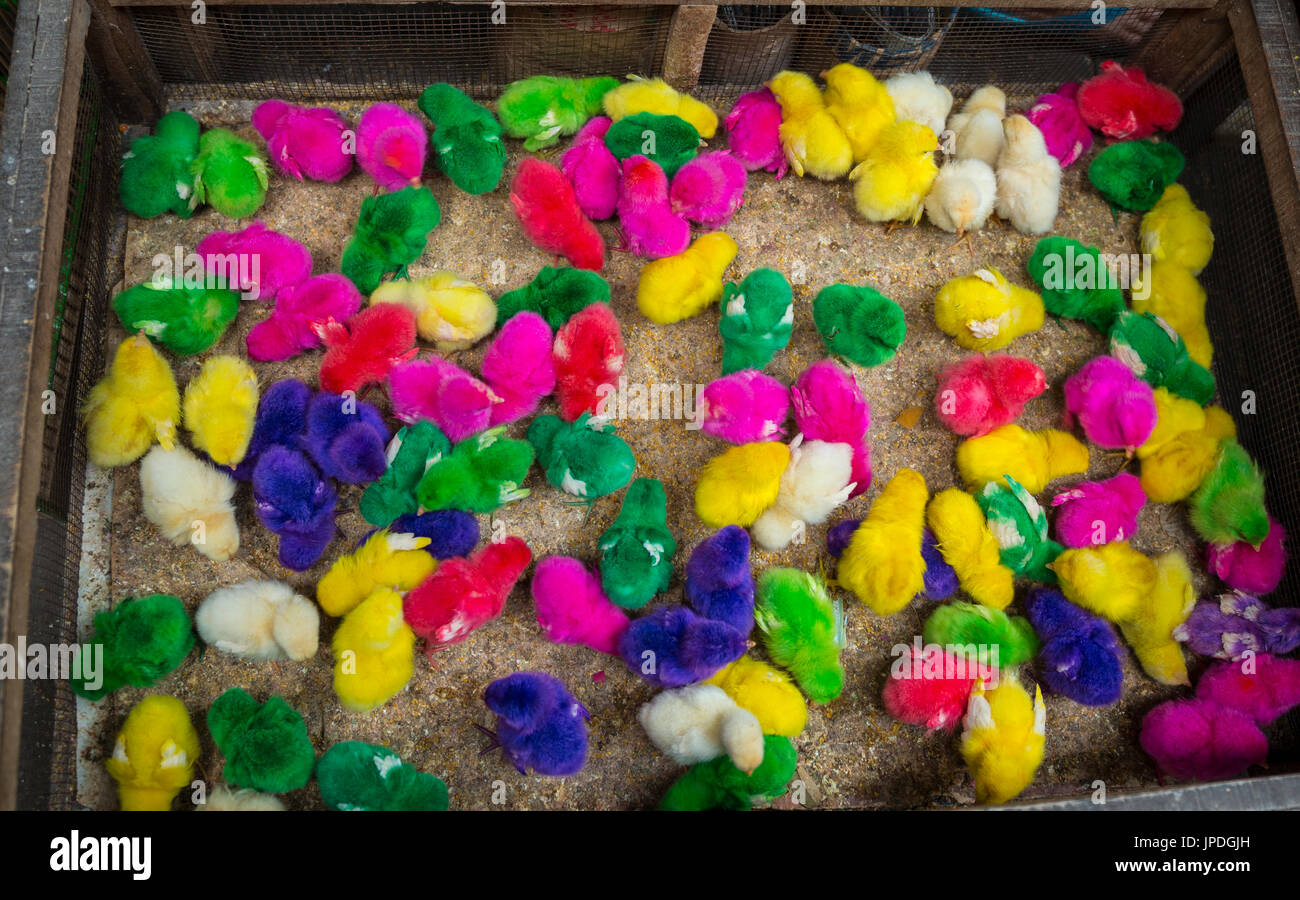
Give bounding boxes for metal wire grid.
[18,59,119,810]
[128,3,673,102]
[0,0,16,112]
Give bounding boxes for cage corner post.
[663,3,718,92]
[0,0,91,811]
[86,0,164,124]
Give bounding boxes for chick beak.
[409,176,423,188]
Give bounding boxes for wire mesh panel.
[18,58,119,810]
[0,0,17,113]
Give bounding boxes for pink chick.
[560,116,621,222]
[531,555,630,655]
[696,369,789,444]
[388,356,499,443]
[481,311,556,426]
[356,102,427,192]
[246,273,363,362]
[670,150,747,230]
[252,99,354,183]
[724,87,788,178]
[316,302,418,395]
[1051,471,1146,548]
[1196,653,1300,727]
[1063,355,1157,454]
[882,644,978,731]
[1026,83,1093,169]
[1140,697,1268,781]
[791,359,872,496]
[616,155,690,259]
[934,353,1047,438]
[1205,516,1287,596]
[195,220,312,304]
[553,302,624,422]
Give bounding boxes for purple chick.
[684,525,755,637]
[1063,355,1157,454]
[618,605,746,688]
[1175,592,1300,660]
[560,116,621,221]
[252,99,354,183]
[1025,586,1124,707]
[827,523,956,601]
[670,150,747,230]
[252,445,337,571]
[724,88,788,177]
[483,672,590,776]
[301,390,391,484]
[1051,471,1146,548]
[387,511,480,560]
[196,220,312,304]
[232,378,311,482]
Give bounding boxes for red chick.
[552,301,625,422]
[402,536,533,650]
[510,157,605,271]
[1077,61,1183,141]
[934,354,1047,438]
[317,303,418,395]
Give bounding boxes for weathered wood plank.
[663,4,716,92]
[88,0,164,123]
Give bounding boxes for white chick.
[139,445,239,561]
[752,436,855,551]
[925,158,998,237]
[947,86,1006,167]
[884,71,954,139]
[995,115,1060,235]
[196,580,320,661]
[200,783,286,811]
[639,683,765,773]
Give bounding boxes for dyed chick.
[619,605,747,688]
[70,594,193,700]
[496,265,609,330]
[752,437,855,552]
[884,70,954,137]
[766,70,853,180]
[246,274,363,362]
[417,82,505,195]
[924,601,1039,670]
[603,76,718,139]
[544,302,619,422]
[837,468,928,615]
[511,157,605,271]
[719,267,794,374]
[1120,551,1195,686]
[976,475,1063,583]
[105,695,200,811]
[251,446,338,571]
[356,103,427,192]
[637,231,739,325]
[252,99,353,182]
[1089,139,1185,212]
[792,358,872,495]
[603,112,701,179]
[882,644,978,731]
[849,120,940,225]
[961,679,1046,805]
[183,355,258,468]
[316,529,435,618]
[599,478,677,610]
[934,353,1046,438]
[140,445,240,562]
[685,525,755,637]
[755,568,844,704]
[1063,354,1158,454]
[1026,236,1126,332]
[1196,653,1300,727]
[482,672,590,776]
[706,656,806,738]
[697,369,789,444]
[403,536,531,649]
[694,441,790,528]
[369,271,495,350]
[928,487,1014,611]
[388,355,498,443]
[480,310,556,426]
[232,378,310,482]
[332,587,416,711]
[617,154,691,259]
[1204,517,1288,596]
[301,390,390,484]
[669,150,747,230]
[497,75,618,151]
[724,88,787,177]
[528,413,636,501]
[1025,587,1124,706]
[359,421,451,526]
[1026,82,1092,168]
[415,426,534,514]
[120,110,200,219]
[822,63,895,162]
[947,85,1006,167]
[317,303,418,395]
[1140,184,1213,274]
[382,511,478,561]
[639,684,764,772]
[1052,471,1146,548]
[207,689,315,793]
[561,116,622,221]
[1140,697,1267,781]
[1108,310,1214,405]
[83,334,179,467]
[1189,440,1270,546]
[1077,60,1182,140]
[813,282,907,368]
[191,128,269,218]
[831,526,959,602]
[531,555,629,654]
[196,581,319,662]
[317,741,448,810]
[196,219,312,304]
[112,278,240,357]
[956,424,1089,493]
[340,185,441,294]
[935,266,1045,352]
[994,115,1060,235]
[660,736,796,811]
[1050,541,1158,624]
[1139,398,1237,503]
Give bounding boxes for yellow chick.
[935,266,1045,352]
[1140,184,1214,275]
[602,76,717,139]
[369,271,496,350]
[956,424,1090,493]
[82,333,180,467]
[1136,387,1205,463]
[637,232,738,325]
[767,70,853,180]
[821,63,896,162]
[927,488,1014,611]
[1050,541,1158,624]
[316,529,436,618]
[961,679,1045,805]
[182,355,258,467]
[705,656,808,738]
[838,468,929,615]
[1131,260,1212,367]
[332,587,416,712]
[104,695,200,811]
[1119,551,1195,686]
[695,441,790,528]
[1140,404,1236,503]
[849,120,939,225]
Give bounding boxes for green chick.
[976,475,1063,583]
[496,265,610,330]
[71,594,194,701]
[112,278,241,356]
[1026,236,1127,333]
[316,741,449,811]
[418,83,506,195]
[598,478,677,609]
[415,426,534,514]
[191,128,270,218]
[755,568,844,705]
[1108,310,1215,406]
[604,111,700,178]
[527,413,636,502]
[341,184,442,294]
[207,688,316,794]
[1089,139,1185,212]
[719,268,794,375]
[922,601,1040,670]
[1190,439,1270,545]
[497,75,619,151]
[812,282,906,368]
[360,421,452,527]
[660,735,797,811]
[120,110,201,219]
